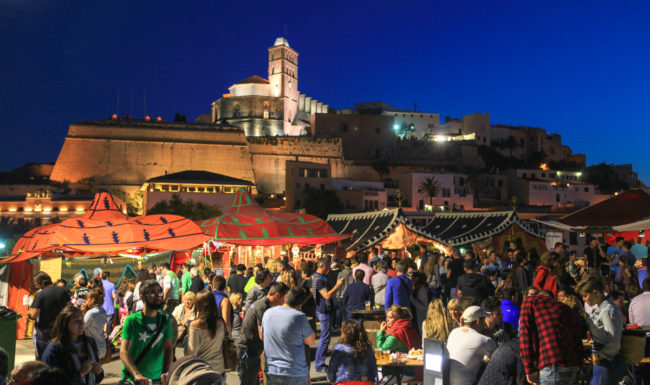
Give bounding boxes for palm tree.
[418,177,442,206]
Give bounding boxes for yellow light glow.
[44,208,52,212]
[9,208,16,212]
[539,163,549,170]
[60,207,68,212]
[76,208,84,212]
[24,208,33,212]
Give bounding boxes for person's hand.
[133,373,150,385]
[92,362,103,375]
[80,360,94,376]
[380,321,387,332]
[161,372,169,385]
[337,278,345,287]
[526,372,539,385]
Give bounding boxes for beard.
[146,299,164,310]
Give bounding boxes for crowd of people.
[3,236,650,385]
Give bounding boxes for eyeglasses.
[146,291,163,297]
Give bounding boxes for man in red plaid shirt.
[519,294,583,385]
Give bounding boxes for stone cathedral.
[208,37,330,136]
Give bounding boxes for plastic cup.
[365,301,371,310]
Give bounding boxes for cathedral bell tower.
[268,37,299,135]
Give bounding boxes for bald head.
[10,360,48,384]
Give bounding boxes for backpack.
[427,267,442,290]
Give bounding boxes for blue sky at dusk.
[1,0,649,182]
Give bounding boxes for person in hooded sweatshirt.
[457,259,494,304]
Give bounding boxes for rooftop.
[233,75,269,85]
[146,170,253,186]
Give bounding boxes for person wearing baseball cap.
[447,306,497,385]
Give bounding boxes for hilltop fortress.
[49,37,584,209]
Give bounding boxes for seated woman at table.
[327,320,377,384]
[377,305,422,381]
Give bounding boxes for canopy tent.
[197,189,349,246]
[536,185,650,233]
[418,210,546,255]
[326,208,448,252]
[1,190,211,340]
[2,190,212,264]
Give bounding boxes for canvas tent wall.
[418,210,546,255]
[326,208,447,252]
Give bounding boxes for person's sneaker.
[315,365,328,373]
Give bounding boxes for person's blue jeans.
[33,327,51,360]
[105,313,114,337]
[591,356,625,385]
[238,350,260,385]
[315,311,331,371]
[539,365,579,385]
[266,374,309,385]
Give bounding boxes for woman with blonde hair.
[422,299,456,343]
[447,298,463,325]
[277,269,297,288]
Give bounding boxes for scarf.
[388,318,421,350]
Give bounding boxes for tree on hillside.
[371,160,390,181]
[304,188,343,219]
[418,176,442,205]
[174,113,187,122]
[585,163,629,194]
[147,194,221,220]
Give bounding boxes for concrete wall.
[248,136,345,194]
[50,121,257,187]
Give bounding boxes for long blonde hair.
[424,299,456,342]
[277,270,296,288]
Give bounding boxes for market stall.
[197,189,350,268]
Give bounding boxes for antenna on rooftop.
[284,24,287,37]
[143,89,147,117]
[116,88,120,116]
[130,88,134,116]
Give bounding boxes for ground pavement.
[15,334,341,385]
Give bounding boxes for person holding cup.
[376,305,422,379]
[342,269,373,322]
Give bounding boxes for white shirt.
[447,326,497,385]
[629,291,650,326]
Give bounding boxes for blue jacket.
[501,299,520,332]
[327,343,377,384]
[342,281,372,319]
[385,274,413,311]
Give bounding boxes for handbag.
[223,338,239,370]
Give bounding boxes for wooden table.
[352,308,387,322]
[376,356,423,385]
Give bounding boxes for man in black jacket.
[457,259,494,304]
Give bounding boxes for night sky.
[1,1,649,182]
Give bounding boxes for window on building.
[542,173,546,178]
[296,200,301,206]
[459,177,464,186]
[223,186,232,193]
[483,137,486,143]
[498,180,503,187]
[342,124,348,132]
[419,200,424,210]
[520,138,524,146]
[584,187,589,192]
[197,187,204,193]
[523,173,527,178]
[556,193,560,202]
[375,127,380,134]
[374,200,379,209]
[442,188,450,197]
[320,184,325,190]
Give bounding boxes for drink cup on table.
[365,301,371,310]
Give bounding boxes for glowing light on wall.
[60,208,68,212]
[76,207,84,212]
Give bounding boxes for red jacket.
[532,265,558,297]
